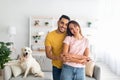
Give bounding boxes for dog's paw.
[23,76,26,78]
[34,72,44,77]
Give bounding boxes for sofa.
[3,53,101,80]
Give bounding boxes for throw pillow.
[11,65,23,77]
[85,60,95,77]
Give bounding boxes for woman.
[60,20,90,80]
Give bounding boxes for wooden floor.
[0,62,120,80]
[0,76,2,80]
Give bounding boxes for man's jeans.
[53,66,62,80]
[60,64,85,80]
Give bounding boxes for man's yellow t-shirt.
[45,30,66,69]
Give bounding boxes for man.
[44,15,70,80]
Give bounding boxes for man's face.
[58,18,69,33]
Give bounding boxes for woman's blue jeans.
[60,64,85,80]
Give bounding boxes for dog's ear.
[21,48,24,52]
[29,47,32,53]
[21,46,27,51]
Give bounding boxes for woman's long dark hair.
[67,20,82,36]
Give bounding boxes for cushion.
[10,72,53,80]
[85,60,95,77]
[11,65,23,77]
[33,55,52,72]
[4,66,12,80]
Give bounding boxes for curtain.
[93,0,120,76]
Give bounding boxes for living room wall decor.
[29,16,54,53]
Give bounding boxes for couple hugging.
[45,15,90,80]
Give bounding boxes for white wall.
[0,0,98,53]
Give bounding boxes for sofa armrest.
[93,65,101,80]
[3,65,12,80]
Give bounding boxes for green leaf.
[0,42,11,69]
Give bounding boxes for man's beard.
[58,27,66,33]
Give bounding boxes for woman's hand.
[61,54,73,62]
[61,53,91,64]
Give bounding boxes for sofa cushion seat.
[9,73,96,80]
[86,76,96,80]
[10,72,52,80]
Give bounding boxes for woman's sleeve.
[63,36,71,45]
[86,38,90,48]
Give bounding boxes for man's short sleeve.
[44,33,51,46]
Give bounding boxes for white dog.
[5,47,44,78]
[19,47,44,78]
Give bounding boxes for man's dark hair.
[59,15,70,21]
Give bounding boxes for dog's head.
[21,47,32,58]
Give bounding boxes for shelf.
[29,16,56,54]
[32,51,46,56]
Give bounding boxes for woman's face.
[69,23,80,35]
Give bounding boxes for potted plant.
[0,42,12,69]
[87,21,92,28]
[33,35,41,43]
[44,22,49,26]
[32,32,44,43]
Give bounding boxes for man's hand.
[61,54,72,62]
